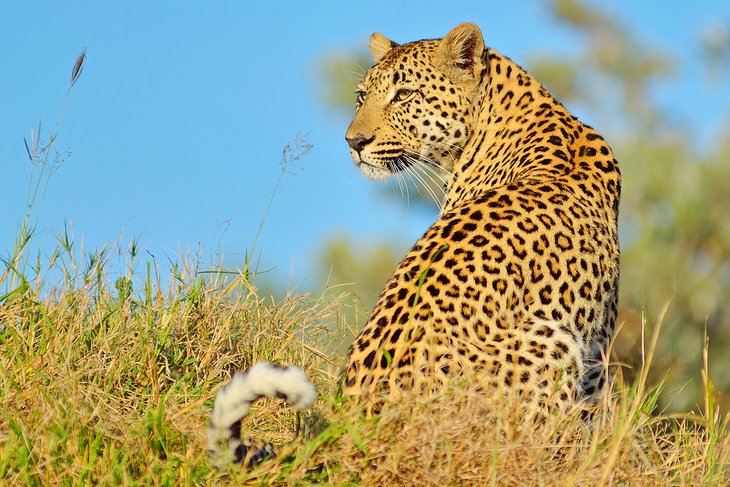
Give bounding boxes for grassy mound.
[1,245,727,485]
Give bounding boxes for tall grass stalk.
[2,50,86,299]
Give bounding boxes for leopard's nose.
[346,134,375,153]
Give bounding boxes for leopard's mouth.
[384,155,418,173]
[353,152,423,181]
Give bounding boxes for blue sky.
[2,1,729,291]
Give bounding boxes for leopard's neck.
[442,50,588,213]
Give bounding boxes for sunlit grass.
[2,225,728,485]
[0,235,347,485]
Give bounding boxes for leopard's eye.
[393,88,414,102]
[355,90,365,107]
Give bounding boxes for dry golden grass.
[245,370,729,486]
[2,246,728,485]
[0,248,343,485]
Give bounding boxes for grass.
[0,248,342,485]
[2,261,728,484]
[2,228,729,486]
[2,52,728,486]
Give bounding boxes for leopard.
[208,22,620,467]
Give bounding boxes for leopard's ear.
[436,23,486,82]
[370,32,397,62]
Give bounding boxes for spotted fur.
[344,23,620,415]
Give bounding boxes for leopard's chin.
[357,160,393,181]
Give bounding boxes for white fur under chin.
[358,161,392,181]
[207,363,316,454]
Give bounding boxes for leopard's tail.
[207,362,316,468]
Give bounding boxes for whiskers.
[386,151,461,211]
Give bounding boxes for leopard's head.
[345,23,487,181]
